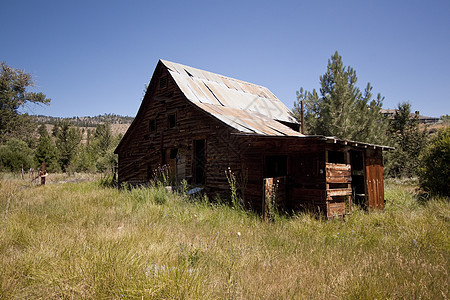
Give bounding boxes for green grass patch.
[1,175,449,298]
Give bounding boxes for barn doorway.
[193,139,205,184]
[350,150,366,207]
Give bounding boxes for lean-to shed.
[115,60,391,218]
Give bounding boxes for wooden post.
[40,162,48,185]
[21,164,24,180]
[263,178,274,221]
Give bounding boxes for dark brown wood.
[40,162,47,185]
[365,149,385,210]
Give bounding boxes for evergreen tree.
[0,62,50,142]
[52,120,61,137]
[68,129,97,172]
[92,122,117,172]
[55,121,82,172]
[419,127,449,197]
[385,102,428,177]
[68,143,98,173]
[35,124,60,172]
[293,51,388,144]
[94,122,113,156]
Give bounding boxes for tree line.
[34,114,134,127]
[0,62,121,174]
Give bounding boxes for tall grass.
[0,175,448,299]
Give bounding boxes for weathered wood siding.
[365,148,385,210]
[116,64,242,197]
[117,62,386,218]
[238,137,385,216]
[239,136,328,214]
[325,163,352,218]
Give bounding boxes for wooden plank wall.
[240,137,328,214]
[365,148,385,210]
[325,163,352,218]
[117,65,242,199]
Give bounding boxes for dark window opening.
[159,76,168,89]
[328,151,345,164]
[265,155,287,178]
[193,139,205,184]
[149,119,156,132]
[168,114,176,128]
[329,183,348,189]
[170,148,178,159]
[350,150,364,171]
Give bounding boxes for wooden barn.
[115,60,391,218]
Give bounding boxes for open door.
[350,150,366,207]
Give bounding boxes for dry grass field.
[0,175,448,299]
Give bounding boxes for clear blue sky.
[2,0,449,118]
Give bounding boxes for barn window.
[159,76,168,89]
[328,151,346,164]
[168,113,176,128]
[265,155,287,178]
[149,119,156,132]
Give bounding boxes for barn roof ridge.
[160,59,274,91]
[159,59,298,125]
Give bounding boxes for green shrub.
[0,138,34,171]
[419,127,450,197]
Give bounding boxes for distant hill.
[32,114,133,138]
[33,114,134,127]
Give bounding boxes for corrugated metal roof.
[196,103,303,136]
[161,60,301,136]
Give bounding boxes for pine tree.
[385,102,428,177]
[35,124,60,172]
[0,62,50,142]
[55,121,82,172]
[92,122,117,172]
[94,122,113,156]
[293,51,388,144]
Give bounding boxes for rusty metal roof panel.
[169,72,200,102]
[161,60,301,136]
[195,103,303,136]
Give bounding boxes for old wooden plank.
[326,176,352,183]
[327,188,352,197]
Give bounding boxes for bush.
[419,127,450,197]
[0,138,34,171]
